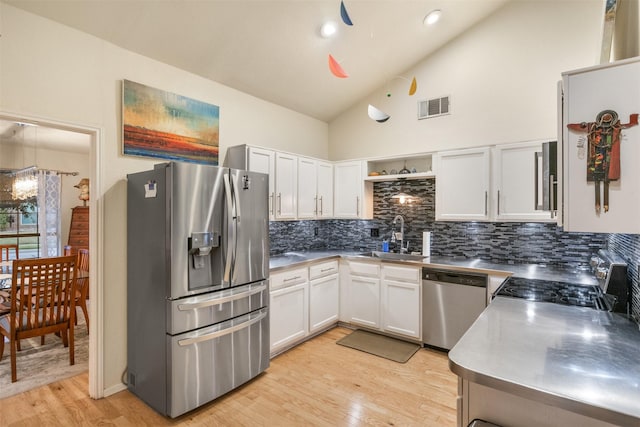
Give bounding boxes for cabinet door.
[297,157,318,219]
[493,142,553,222]
[275,152,298,219]
[309,274,339,333]
[317,161,334,218]
[248,147,276,219]
[381,265,421,339]
[334,161,363,218]
[269,282,308,353]
[435,148,490,221]
[348,275,380,328]
[381,280,420,339]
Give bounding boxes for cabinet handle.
[270,192,275,216]
[314,196,318,216]
[484,191,488,216]
[319,196,323,216]
[497,190,500,216]
[320,267,335,273]
[356,196,360,217]
[277,193,282,215]
[550,174,556,219]
[284,275,302,282]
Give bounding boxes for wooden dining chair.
[0,255,77,382]
[74,249,90,331]
[0,243,19,261]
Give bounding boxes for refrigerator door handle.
[177,309,268,346]
[223,173,234,283]
[177,283,267,310]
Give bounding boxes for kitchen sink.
[359,251,426,261]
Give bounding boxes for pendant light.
[11,123,38,200]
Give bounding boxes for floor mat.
[336,329,421,363]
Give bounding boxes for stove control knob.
[596,267,608,279]
[590,256,601,267]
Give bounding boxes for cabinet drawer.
[309,260,338,280]
[349,261,380,277]
[270,267,308,291]
[382,265,419,283]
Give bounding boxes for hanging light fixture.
[391,192,417,204]
[12,166,38,200]
[11,123,38,200]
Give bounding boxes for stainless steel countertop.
[449,297,640,426]
[269,250,596,285]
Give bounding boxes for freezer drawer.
[168,307,269,417]
[168,281,268,334]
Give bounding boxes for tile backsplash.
[269,178,638,319]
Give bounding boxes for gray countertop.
[269,250,596,285]
[449,297,640,426]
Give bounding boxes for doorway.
[0,112,100,398]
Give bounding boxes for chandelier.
[12,166,38,200]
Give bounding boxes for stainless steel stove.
[494,249,629,314]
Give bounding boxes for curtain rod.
[41,169,79,176]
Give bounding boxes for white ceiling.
[2,0,510,151]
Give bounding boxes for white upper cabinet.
[334,160,372,219]
[226,145,276,219]
[297,157,318,219]
[297,157,334,219]
[316,161,334,218]
[492,141,555,222]
[275,152,297,219]
[435,147,491,221]
[248,147,276,220]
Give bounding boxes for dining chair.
[0,243,19,261]
[0,255,77,382]
[75,249,90,331]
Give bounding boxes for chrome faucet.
[392,215,407,253]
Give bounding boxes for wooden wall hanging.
[567,110,638,214]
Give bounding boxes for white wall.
[328,0,604,160]
[0,3,328,395]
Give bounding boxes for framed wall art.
[122,80,220,165]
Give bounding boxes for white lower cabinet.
[348,261,381,329]
[381,265,421,339]
[309,261,339,333]
[270,260,340,356]
[348,261,421,340]
[269,267,309,354]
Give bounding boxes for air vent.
[418,96,450,120]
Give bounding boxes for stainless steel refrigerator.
[127,161,270,418]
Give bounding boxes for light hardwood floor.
[0,327,458,426]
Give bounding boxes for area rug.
[336,329,421,363]
[0,310,89,399]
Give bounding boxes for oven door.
[167,307,269,418]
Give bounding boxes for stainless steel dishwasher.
[422,268,487,350]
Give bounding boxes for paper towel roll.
[422,231,431,257]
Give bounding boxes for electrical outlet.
[314,227,319,236]
[370,228,379,237]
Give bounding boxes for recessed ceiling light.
[424,9,441,26]
[320,21,338,38]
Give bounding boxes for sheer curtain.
[37,171,62,257]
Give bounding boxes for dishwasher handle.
[422,268,487,288]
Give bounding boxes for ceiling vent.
[418,96,450,120]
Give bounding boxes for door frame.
[0,110,103,398]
